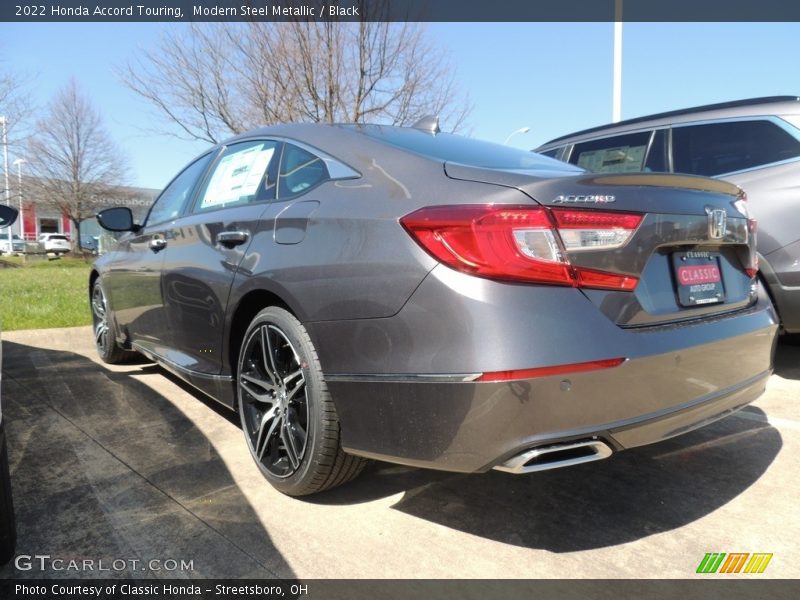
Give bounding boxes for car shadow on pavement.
[774,336,800,380]
[312,405,782,553]
[0,341,293,579]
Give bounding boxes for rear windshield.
[345,124,581,173]
[49,235,68,240]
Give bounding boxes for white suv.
[39,233,71,255]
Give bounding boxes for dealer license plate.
[672,251,725,307]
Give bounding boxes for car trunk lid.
[444,163,757,326]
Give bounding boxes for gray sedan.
[90,121,777,496]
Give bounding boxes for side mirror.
[0,204,18,228]
[96,207,138,232]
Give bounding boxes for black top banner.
[3,0,800,23]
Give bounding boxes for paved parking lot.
[1,326,798,579]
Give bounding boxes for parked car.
[91,121,777,496]
[39,233,71,255]
[0,234,25,255]
[536,95,800,334]
[1,204,19,564]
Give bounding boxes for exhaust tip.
[494,439,613,474]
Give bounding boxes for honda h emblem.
[708,209,727,239]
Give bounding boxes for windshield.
[345,124,583,174]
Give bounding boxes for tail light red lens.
[476,357,626,382]
[745,218,759,279]
[400,204,641,290]
[735,190,759,279]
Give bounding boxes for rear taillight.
[745,218,759,279]
[400,205,641,290]
[735,190,759,279]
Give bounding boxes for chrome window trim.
[669,114,800,140]
[232,135,361,181]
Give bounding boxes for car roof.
[540,96,800,147]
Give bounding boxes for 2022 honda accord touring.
[90,120,778,496]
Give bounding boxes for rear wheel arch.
[227,289,297,387]
[236,304,367,495]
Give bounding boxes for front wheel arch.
[90,277,128,364]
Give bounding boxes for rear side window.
[569,131,652,173]
[278,144,329,198]
[672,120,800,176]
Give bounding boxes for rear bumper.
[315,268,778,474]
[327,333,773,473]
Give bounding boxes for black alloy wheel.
[237,307,366,496]
[91,281,127,364]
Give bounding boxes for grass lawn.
[0,255,94,331]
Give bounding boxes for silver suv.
[537,96,800,334]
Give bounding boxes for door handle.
[149,238,167,252]
[217,231,249,248]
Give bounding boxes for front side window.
[278,144,329,198]
[672,120,800,176]
[569,131,652,173]
[146,153,213,227]
[195,140,280,212]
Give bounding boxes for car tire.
[91,280,128,364]
[237,306,367,496]
[0,432,16,565]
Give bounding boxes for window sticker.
[577,145,647,173]
[201,144,275,208]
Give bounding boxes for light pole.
[0,116,11,252]
[612,0,623,122]
[13,158,25,240]
[503,127,530,145]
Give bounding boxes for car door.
[105,152,215,355]
[159,140,282,375]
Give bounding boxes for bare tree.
[0,66,34,141]
[0,63,36,205]
[121,18,470,144]
[26,79,128,252]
